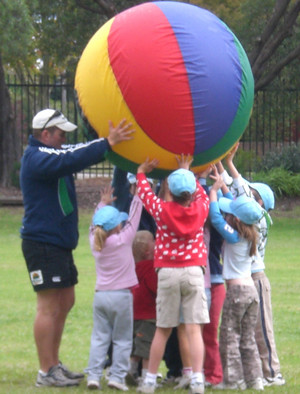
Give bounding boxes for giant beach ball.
[75,1,254,178]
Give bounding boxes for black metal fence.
[6,74,299,177]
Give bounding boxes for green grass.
[0,204,299,393]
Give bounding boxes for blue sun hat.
[249,182,275,212]
[167,169,196,196]
[93,205,128,231]
[218,194,263,225]
[127,172,154,185]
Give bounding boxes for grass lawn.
[0,202,299,393]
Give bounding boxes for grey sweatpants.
[85,289,133,384]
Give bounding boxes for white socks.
[144,372,157,385]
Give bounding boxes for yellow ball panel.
[75,19,194,171]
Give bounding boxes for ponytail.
[234,219,258,257]
[93,226,108,252]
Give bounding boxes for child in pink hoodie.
[85,185,142,391]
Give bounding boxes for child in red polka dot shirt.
[136,155,210,394]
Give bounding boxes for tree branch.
[252,0,300,78]
[249,0,291,65]
[75,0,117,18]
[255,44,300,91]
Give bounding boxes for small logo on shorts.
[52,276,61,283]
[30,270,43,286]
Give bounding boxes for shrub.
[257,143,300,173]
[252,167,300,197]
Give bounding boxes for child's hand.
[175,154,193,170]
[137,158,159,174]
[226,142,239,164]
[209,166,224,191]
[196,164,213,179]
[100,184,116,205]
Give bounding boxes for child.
[85,185,142,391]
[209,169,264,391]
[198,172,227,388]
[136,155,210,394]
[127,230,157,386]
[220,144,285,387]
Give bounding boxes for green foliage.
[231,148,259,177]
[252,167,300,197]
[0,0,35,66]
[257,143,300,173]
[10,162,21,189]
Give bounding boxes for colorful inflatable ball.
[75,1,254,178]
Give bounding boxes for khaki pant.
[219,284,262,384]
[252,271,281,378]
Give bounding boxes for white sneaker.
[87,380,100,390]
[174,374,191,389]
[108,380,129,391]
[263,373,285,386]
[189,381,205,394]
[247,377,264,391]
[136,380,156,393]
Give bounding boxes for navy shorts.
[22,239,78,292]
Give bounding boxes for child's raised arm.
[100,184,116,206]
[225,142,240,180]
[137,158,159,174]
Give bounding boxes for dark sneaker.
[35,365,80,387]
[126,371,139,386]
[59,361,85,380]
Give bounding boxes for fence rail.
[6,74,299,177]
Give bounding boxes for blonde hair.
[93,226,108,252]
[234,219,258,257]
[132,230,154,263]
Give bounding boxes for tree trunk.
[0,53,22,187]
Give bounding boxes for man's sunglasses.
[41,110,62,131]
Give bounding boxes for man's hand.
[107,119,135,147]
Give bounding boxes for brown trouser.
[219,284,263,384]
[252,271,281,378]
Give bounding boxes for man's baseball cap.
[218,194,263,225]
[167,168,196,196]
[93,205,128,232]
[32,109,77,132]
[249,182,275,212]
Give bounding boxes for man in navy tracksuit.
[20,109,133,387]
